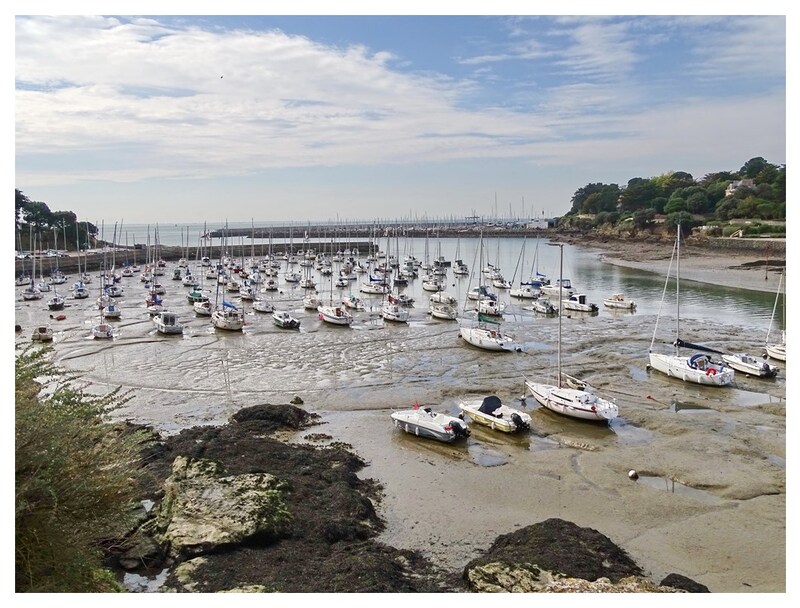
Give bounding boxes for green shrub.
[15,346,153,592]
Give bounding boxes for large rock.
[156,456,291,558]
[463,518,708,593]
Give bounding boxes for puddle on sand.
[635,475,725,505]
[467,441,509,467]
[608,418,653,447]
[729,389,784,408]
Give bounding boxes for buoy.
[628,470,639,481]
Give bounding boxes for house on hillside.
[725,179,754,197]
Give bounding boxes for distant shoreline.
[562,234,785,294]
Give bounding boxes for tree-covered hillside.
[15,189,98,251]
[562,157,785,233]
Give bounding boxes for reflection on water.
[635,475,726,505]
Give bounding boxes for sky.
[12,2,792,225]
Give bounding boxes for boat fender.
[706,368,717,376]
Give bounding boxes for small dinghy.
[457,395,531,433]
[390,403,470,443]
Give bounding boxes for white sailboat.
[647,225,734,386]
[764,269,786,362]
[318,238,353,326]
[459,231,521,352]
[523,242,618,422]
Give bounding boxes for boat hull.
[459,327,520,352]
[648,353,734,386]
[525,381,618,421]
[457,402,531,433]
[390,410,469,443]
[721,354,778,377]
[765,343,786,362]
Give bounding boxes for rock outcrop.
[155,455,291,558]
[464,518,702,593]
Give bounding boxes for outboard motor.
[450,419,470,438]
[511,413,530,431]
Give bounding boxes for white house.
[725,179,754,197]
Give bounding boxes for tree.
[667,211,694,232]
[740,157,771,178]
[686,191,711,214]
[632,208,656,229]
[664,195,687,215]
[698,171,737,187]
[568,183,607,214]
[21,200,54,229]
[15,346,153,592]
[618,178,658,212]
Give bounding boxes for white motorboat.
[721,353,778,378]
[562,294,598,313]
[153,311,184,335]
[194,300,212,316]
[273,310,301,329]
[457,395,531,433]
[648,226,734,387]
[390,404,470,443]
[318,304,353,326]
[603,293,637,310]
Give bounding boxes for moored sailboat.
[647,225,734,386]
[523,242,618,422]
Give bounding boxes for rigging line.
[649,237,677,352]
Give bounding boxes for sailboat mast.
[676,224,681,355]
[557,243,563,387]
[766,269,783,343]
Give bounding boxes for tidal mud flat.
[15,235,787,593]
